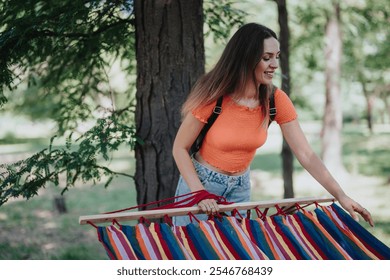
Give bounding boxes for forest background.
[0,0,389,259]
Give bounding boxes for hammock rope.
[103,189,233,214]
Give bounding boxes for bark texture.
[276,0,295,198]
[134,0,204,207]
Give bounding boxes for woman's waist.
[194,153,249,176]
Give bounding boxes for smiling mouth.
[264,71,274,78]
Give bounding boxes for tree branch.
[36,18,135,39]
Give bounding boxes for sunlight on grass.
[0,172,137,260]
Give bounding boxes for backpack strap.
[190,96,223,155]
[268,86,277,127]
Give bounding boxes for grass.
[0,122,389,259]
[0,176,137,260]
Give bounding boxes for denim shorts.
[172,158,251,226]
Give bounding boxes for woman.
[172,23,373,227]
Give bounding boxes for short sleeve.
[192,101,216,123]
[274,88,298,124]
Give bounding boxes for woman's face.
[255,37,280,85]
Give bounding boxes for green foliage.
[291,1,328,73]
[288,0,389,121]
[204,0,247,43]
[0,0,246,205]
[342,0,389,81]
[0,0,138,204]
[0,113,139,206]
[0,0,136,111]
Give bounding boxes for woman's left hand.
[338,195,374,227]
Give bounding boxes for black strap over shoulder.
[268,85,277,127]
[189,96,223,155]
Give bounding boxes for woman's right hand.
[198,198,220,215]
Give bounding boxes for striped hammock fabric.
[94,203,390,260]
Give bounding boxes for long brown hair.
[181,23,278,122]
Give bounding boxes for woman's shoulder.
[274,87,287,97]
[192,98,221,123]
[273,87,297,124]
[274,87,294,103]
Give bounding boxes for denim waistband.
[192,157,250,186]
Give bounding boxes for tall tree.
[292,1,347,175]
[133,0,204,207]
[275,0,294,198]
[321,0,346,175]
[133,0,246,206]
[292,0,389,175]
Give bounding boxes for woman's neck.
[232,83,258,99]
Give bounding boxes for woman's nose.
[270,58,279,68]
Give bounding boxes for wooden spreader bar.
[79,196,335,225]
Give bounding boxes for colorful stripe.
[199,220,235,259]
[272,216,311,259]
[313,207,372,259]
[94,202,390,260]
[96,225,139,260]
[121,225,146,259]
[97,226,118,260]
[242,218,278,259]
[212,217,253,259]
[186,222,220,259]
[224,217,268,260]
[322,205,379,259]
[159,223,191,260]
[135,223,162,259]
[265,216,299,259]
[284,215,323,259]
[295,210,352,260]
[326,204,390,259]
[172,226,196,260]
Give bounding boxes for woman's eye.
[262,55,280,61]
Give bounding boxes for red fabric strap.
[104,190,232,214]
[231,208,244,220]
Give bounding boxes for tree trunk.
[358,72,374,133]
[362,87,374,134]
[134,0,204,208]
[383,96,390,123]
[276,0,294,198]
[53,196,67,214]
[321,1,346,176]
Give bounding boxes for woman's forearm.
[172,148,204,192]
[297,150,347,200]
[281,120,347,200]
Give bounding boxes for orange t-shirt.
[192,88,297,173]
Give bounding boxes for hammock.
[79,191,390,260]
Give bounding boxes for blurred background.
[0,0,389,259]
